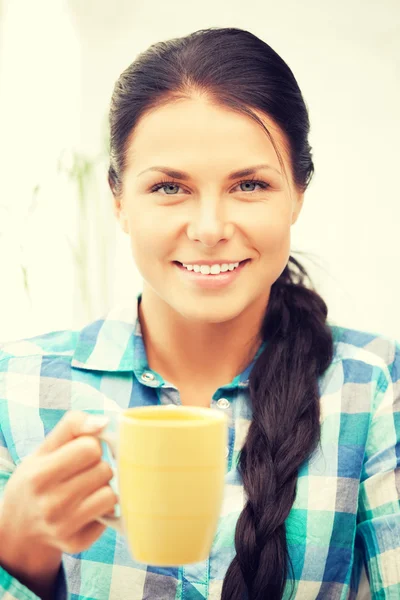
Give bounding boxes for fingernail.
[81,415,109,433]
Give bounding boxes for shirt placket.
[181,392,235,599]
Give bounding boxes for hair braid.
[221,257,334,600]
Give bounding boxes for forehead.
[125,97,291,176]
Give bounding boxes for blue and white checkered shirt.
[0,293,399,599]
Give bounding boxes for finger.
[57,520,107,555]
[36,411,109,455]
[47,460,114,520]
[39,435,104,485]
[59,485,118,539]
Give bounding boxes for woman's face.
[114,97,304,323]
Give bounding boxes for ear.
[113,195,129,234]
[291,192,304,225]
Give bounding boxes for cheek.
[263,225,291,256]
[252,208,292,255]
[127,211,174,264]
[256,221,291,284]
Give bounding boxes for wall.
[0,0,399,343]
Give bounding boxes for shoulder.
[329,323,399,385]
[0,328,80,371]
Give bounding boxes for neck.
[138,287,269,390]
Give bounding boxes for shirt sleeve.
[0,400,69,599]
[356,341,400,598]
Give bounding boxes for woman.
[0,27,399,600]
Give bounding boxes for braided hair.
[221,256,333,599]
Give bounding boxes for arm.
[356,341,400,598]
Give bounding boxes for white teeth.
[181,262,240,275]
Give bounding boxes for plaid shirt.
[0,293,399,599]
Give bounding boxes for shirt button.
[217,398,230,409]
[141,371,155,383]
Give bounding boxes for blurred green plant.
[0,184,40,306]
[57,148,107,318]
[21,184,41,304]
[0,115,111,316]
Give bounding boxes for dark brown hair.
[108,27,334,599]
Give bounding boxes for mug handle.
[95,430,124,535]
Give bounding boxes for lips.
[173,258,250,289]
[174,259,249,266]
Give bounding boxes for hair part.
[107,27,333,599]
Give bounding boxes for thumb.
[36,411,109,455]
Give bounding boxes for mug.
[96,405,228,566]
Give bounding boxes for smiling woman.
[112,98,300,335]
[0,26,399,600]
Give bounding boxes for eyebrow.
[137,163,281,180]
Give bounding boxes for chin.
[175,296,250,324]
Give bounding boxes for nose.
[186,199,234,247]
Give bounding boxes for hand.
[0,411,117,591]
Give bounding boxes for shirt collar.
[71,293,265,387]
[71,293,143,373]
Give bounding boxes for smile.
[179,261,242,275]
[173,259,251,289]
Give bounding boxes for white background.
[0,0,399,342]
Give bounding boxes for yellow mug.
[97,405,228,566]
